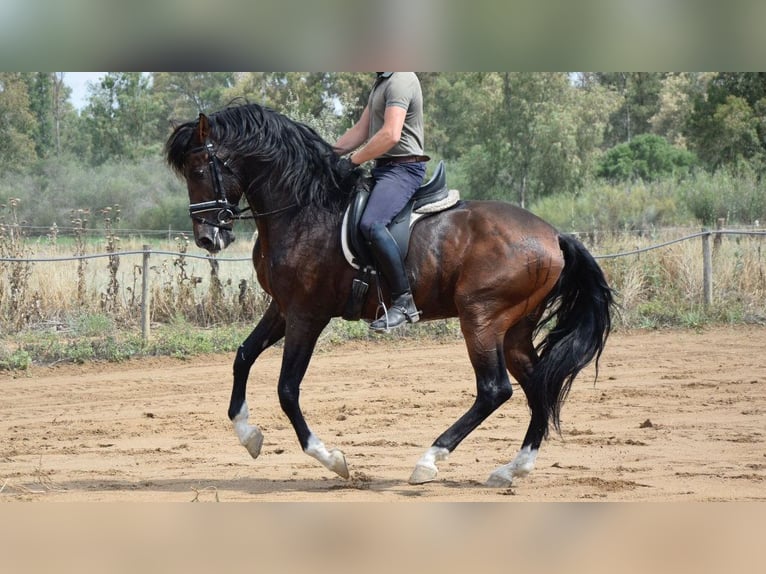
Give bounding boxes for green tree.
[421,72,490,160]
[82,72,161,165]
[223,73,325,117]
[24,72,55,159]
[51,73,75,157]
[596,72,666,147]
[648,73,711,148]
[686,73,766,172]
[153,72,236,122]
[597,133,697,182]
[222,72,372,129]
[322,73,372,129]
[461,73,615,206]
[688,93,762,171]
[0,73,37,171]
[714,72,766,107]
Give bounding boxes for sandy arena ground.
[1,326,764,501]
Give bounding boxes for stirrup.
[370,297,420,332]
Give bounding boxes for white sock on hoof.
[486,446,538,487]
[305,434,350,479]
[232,401,264,459]
[409,446,449,484]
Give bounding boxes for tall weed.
[0,199,38,329]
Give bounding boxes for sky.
[63,72,105,110]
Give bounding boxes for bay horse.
[165,103,614,487]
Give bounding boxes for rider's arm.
[347,105,406,166]
[333,105,371,157]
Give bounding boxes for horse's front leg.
[229,301,285,458]
[278,314,349,479]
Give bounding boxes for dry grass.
[2,232,265,331]
[590,228,766,327]
[2,222,765,338]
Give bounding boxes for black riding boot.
[367,224,420,331]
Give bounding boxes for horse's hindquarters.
[404,201,564,321]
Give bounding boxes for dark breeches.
[359,162,426,239]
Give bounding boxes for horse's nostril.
[196,236,219,254]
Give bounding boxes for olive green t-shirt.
[367,72,425,159]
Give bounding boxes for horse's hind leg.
[409,318,513,484]
[486,321,546,487]
[229,301,285,458]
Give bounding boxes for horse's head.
[170,113,244,254]
[168,103,357,254]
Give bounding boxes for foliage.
[24,73,55,159]
[533,166,766,232]
[421,72,487,161]
[0,348,31,371]
[597,133,697,182]
[5,71,766,224]
[678,168,766,225]
[591,73,666,147]
[686,75,766,171]
[453,73,620,206]
[0,73,38,171]
[648,73,710,148]
[531,179,685,232]
[153,72,236,122]
[0,156,187,231]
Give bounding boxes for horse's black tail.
[533,234,615,436]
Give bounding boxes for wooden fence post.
[141,245,151,342]
[702,229,713,307]
[713,218,725,254]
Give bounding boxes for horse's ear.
[197,113,210,143]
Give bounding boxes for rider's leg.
[367,224,420,330]
[359,163,426,331]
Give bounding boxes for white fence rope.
[2,230,764,264]
[1,229,764,340]
[592,229,766,260]
[0,249,252,263]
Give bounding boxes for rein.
[187,141,297,228]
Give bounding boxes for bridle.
[187,141,250,230]
[186,139,298,229]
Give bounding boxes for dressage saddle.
[341,160,460,319]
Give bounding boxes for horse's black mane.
[166,102,357,212]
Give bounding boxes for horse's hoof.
[486,470,513,488]
[328,449,350,479]
[242,427,264,459]
[408,463,438,485]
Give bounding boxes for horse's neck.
[243,167,346,250]
[255,206,341,256]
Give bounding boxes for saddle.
[341,160,461,320]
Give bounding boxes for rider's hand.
[336,157,359,185]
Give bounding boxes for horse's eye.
[191,167,206,180]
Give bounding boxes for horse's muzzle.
[194,222,235,254]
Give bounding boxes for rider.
[333,72,429,331]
